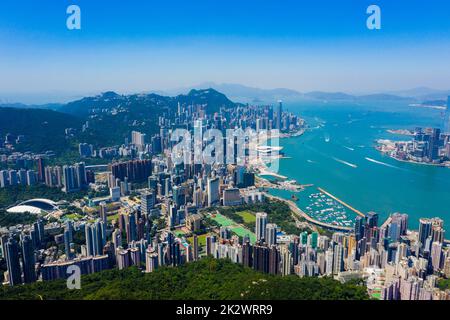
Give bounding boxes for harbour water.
[266,100,450,230]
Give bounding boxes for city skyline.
[1,0,450,304]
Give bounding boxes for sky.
[1,0,450,103]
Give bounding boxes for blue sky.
[1,0,450,102]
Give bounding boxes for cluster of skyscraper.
[1,220,44,286]
[406,127,450,163]
[0,168,38,188]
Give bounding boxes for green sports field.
[211,213,235,227]
[230,226,256,243]
[210,212,256,243]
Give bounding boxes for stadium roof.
[7,205,45,215]
[6,198,58,214]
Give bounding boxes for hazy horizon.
[1,0,450,103]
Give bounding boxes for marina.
[303,189,356,228]
[266,187,358,229]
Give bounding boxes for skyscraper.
[116,248,131,270]
[64,229,74,260]
[0,170,8,188]
[242,240,253,268]
[75,162,87,188]
[268,245,280,275]
[207,177,220,207]
[265,223,277,246]
[427,128,440,161]
[192,234,199,261]
[131,131,147,151]
[333,244,344,274]
[99,202,108,225]
[93,221,106,255]
[145,248,158,273]
[8,170,18,185]
[112,228,122,252]
[206,235,216,256]
[126,214,137,243]
[141,191,156,218]
[85,221,106,256]
[418,218,432,249]
[367,212,379,228]
[255,212,268,242]
[172,185,185,206]
[21,235,36,284]
[354,216,366,241]
[5,237,22,286]
[444,96,450,134]
[85,223,95,256]
[63,165,76,193]
[37,157,45,182]
[431,241,443,272]
[276,100,283,131]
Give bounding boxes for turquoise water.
[270,101,450,230]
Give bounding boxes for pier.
[257,169,288,180]
[317,187,366,218]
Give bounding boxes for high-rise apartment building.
[256,212,268,242]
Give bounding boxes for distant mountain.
[157,82,303,103]
[419,99,447,107]
[304,91,355,101]
[178,83,418,103]
[0,102,63,111]
[188,83,450,104]
[386,87,450,102]
[198,83,303,103]
[356,94,414,102]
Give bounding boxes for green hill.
[0,107,82,154]
[61,88,238,117]
[175,88,239,114]
[0,258,369,300]
[0,89,241,159]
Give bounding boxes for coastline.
[251,127,306,180]
[254,126,360,232]
[375,145,450,167]
[253,124,450,235]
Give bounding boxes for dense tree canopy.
[0,258,369,300]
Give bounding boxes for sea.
[265,99,450,231]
